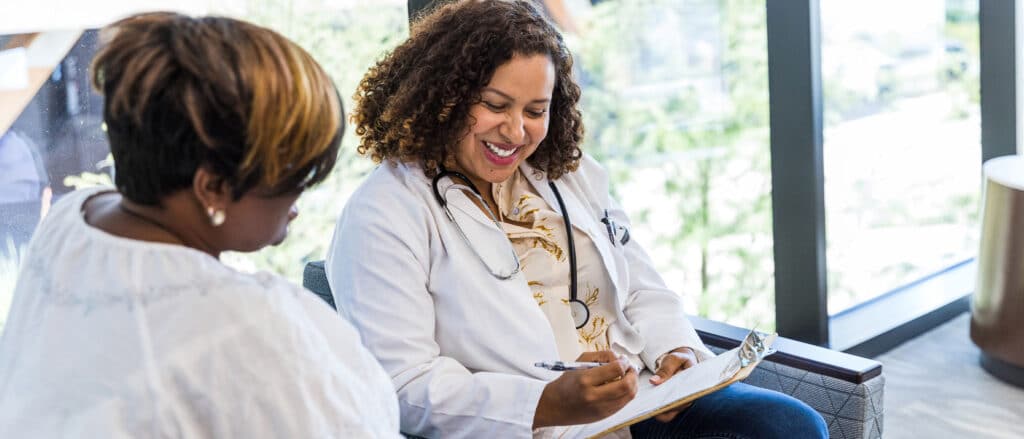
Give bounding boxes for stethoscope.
[432,167,591,329]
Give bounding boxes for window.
[820,0,981,314]
[213,0,410,281]
[564,0,773,328]
[1,30,107,329]
[3,0,989,342]
[0,1,410,332]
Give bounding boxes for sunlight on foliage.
[47,0,980,330]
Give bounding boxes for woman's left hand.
[648,346,699,423]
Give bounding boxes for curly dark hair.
[352,0,583,179]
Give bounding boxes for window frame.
[769,0,1010,353]
[405,0,1006,355]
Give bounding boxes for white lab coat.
[327,154,713,438]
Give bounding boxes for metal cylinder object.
[971,155,1024,388]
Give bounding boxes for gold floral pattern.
[575,284,610,351]
[577,315,611,351]
[530,238,564,261]
[496,169,616,360]
[529,281,547,306]
[511,194,539,220]
[532,292,547,306]
[582,284,600,307]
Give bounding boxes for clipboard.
[556,329,777,439]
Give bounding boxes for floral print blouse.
[493,169,618,361]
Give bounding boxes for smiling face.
[452,53,556,190]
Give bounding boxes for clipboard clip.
[738,328,776,368]
[720,328,777,380]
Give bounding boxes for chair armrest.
[691,317,884,438]
[690,316,882,384]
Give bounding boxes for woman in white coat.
[327,1,827,438]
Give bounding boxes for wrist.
[532,382,558,429]
[656,347,698,370]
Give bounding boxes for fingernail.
[650,375,662,384]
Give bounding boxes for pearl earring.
[207,206,226,227]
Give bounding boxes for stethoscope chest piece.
[570,299,590,329]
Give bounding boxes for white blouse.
[0,188,401,438]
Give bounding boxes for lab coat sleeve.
[578,155,715,371]
[326,185,548,439]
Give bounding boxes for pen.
[534,361,606,371]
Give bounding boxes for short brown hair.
[91,12,343,204]
[352,0,583,179]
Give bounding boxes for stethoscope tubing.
[432,167,590,328]
[547,180,587,329]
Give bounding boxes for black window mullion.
[980,0,1017,162]
[766,0,829,346]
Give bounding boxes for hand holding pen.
[531,351,639,429]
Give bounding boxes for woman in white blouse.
[0,13,400,438]
[327,1,827,438]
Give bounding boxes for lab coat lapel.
[435,183,519,276]
[425,168,563,365]
[442,181,501,229]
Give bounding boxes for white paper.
[558,346,743,439]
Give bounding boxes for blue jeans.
[629,382,828,439]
